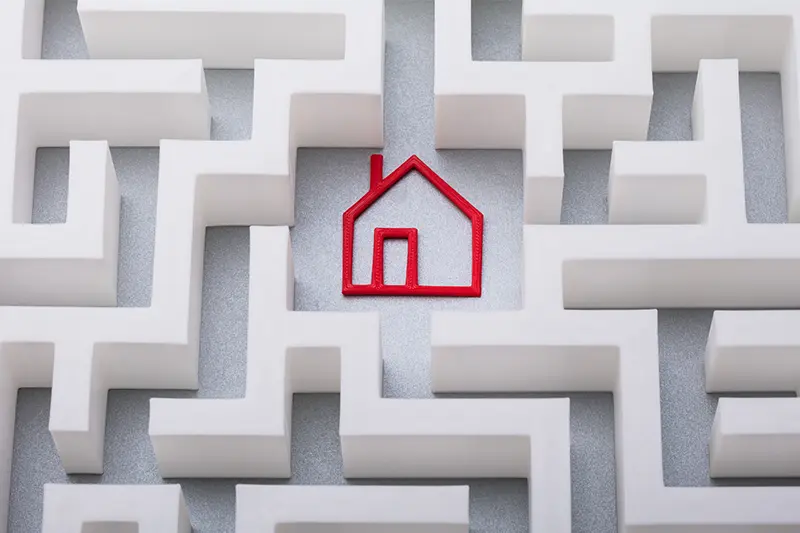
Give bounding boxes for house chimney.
[370,154,383,190]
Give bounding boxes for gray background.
[9,0,798,532]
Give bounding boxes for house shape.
[342,154,484,297]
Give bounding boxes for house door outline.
[371,227,419,288]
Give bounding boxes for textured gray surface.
[9,0,797,532]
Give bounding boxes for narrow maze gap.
[658,310,799,488]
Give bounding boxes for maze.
[2,0,800,531]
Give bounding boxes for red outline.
[342,154,484,297]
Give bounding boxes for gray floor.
[8,0,797,532]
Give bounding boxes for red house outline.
[342,154,484,297]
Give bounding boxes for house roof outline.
[342,154,484,297]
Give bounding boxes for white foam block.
[77,0,349,68]
[41,484,191,533]
[235,485,469,533]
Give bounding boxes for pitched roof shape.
[342,154,484,297]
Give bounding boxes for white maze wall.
[1,0,799,532]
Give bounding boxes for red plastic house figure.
[342,154,484,297]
